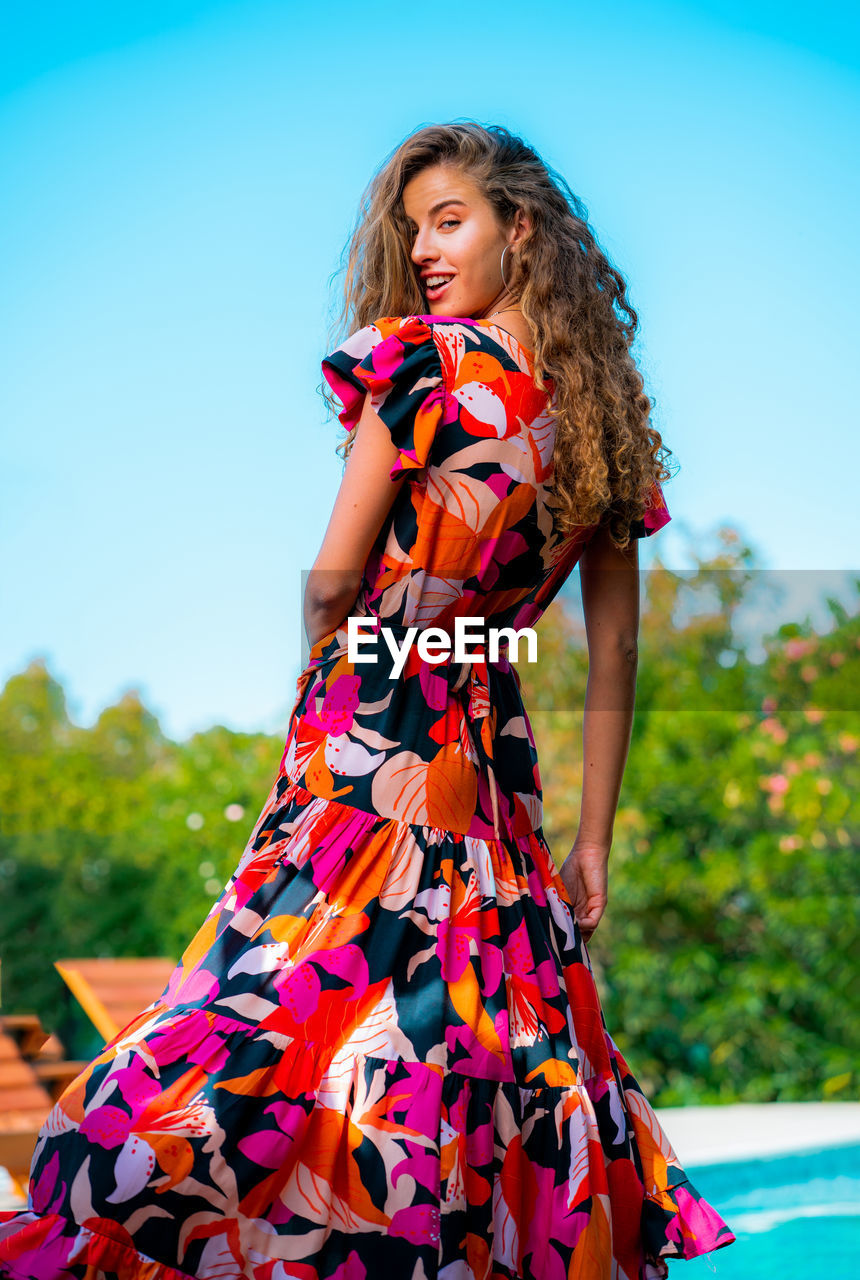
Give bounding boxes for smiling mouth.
[424,276,454,298]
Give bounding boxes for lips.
[423,276,453,299]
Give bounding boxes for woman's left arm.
[303,391,409,649]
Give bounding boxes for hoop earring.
[500,244,514,290]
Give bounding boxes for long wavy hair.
[322,120,676,549]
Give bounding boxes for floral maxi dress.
[0,315,736,1280]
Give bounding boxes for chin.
[426,300,470,316]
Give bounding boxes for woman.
[0,122,736,1279]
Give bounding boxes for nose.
[410,226,437,266]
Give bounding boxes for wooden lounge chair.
[54,956,176,1043]
[0,1019,56,1199]
[0,957,175,1199]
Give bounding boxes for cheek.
[456,227,493,275]
[476,236,503,280]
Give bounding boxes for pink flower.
[320,674,361,735]
[30,1151,62,1215]
[384,1063,442,1139]
[78,1104,132,1149]
[759,717,788,744]
[328,1253,367,1280]
[389,1204,441,1246]
[785,637,816,660]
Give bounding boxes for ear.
[511,207,532,249]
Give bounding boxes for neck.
[477,287,518,320]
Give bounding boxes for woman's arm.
[558,525,641,942]
[303,392,409,649]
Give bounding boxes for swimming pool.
[680,1141,859,1277]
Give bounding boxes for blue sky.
[1,1,858,740]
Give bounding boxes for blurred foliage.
[527,529,859,1104]
[0,672,282,1055]
[1,527,858,1102]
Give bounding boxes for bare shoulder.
[496,313,532,351]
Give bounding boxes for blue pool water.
[678,1141,859,1278]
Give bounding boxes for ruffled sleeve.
[627,478,672,540]
[320,315,447,481]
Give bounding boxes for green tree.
[528,533,859,1104]
[0,660,282,1054]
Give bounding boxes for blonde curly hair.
[323,119,676,549]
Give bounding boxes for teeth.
[426,277,451,288]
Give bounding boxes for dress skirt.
[0,767,736,1280]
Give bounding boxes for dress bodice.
[280,315,670,839]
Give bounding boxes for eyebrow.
[406,199,468,226]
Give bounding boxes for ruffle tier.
[0,774,735,1279]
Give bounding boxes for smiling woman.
[0,121,728,1280]
[330,121,674,552]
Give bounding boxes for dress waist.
[282,615,542,839]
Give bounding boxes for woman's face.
[402,164,518,318]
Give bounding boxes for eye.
[407,217,460,241]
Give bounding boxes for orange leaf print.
[524,1057,578,1089]
[371,746,477,830]
[425,746,478,830]
[447,961,504,1058]
[142,1133,195,1193]
[411,394,443,470]
[413,478,535,579]
[457,349,510,393]
[54,1064,95,1124]
[175,915,219,988]
[370,751,436,826]
[212,1065,280,1099]
[569,1190,612,1280]
[623,1091,677,1189]
[465,1230,492,1280]
[303,745,356,800]
[298,1104,390,1229]
[314,826,391,916]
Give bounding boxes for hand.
[558,841,609,944]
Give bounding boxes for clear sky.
[1,1,858,740]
